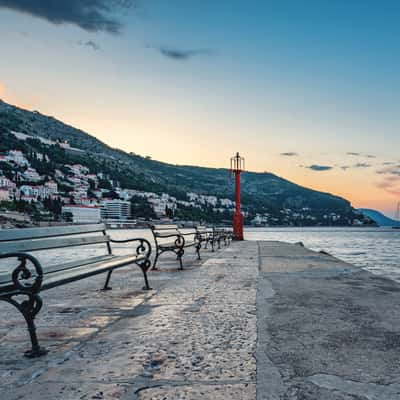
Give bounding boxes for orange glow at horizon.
[0,82,33,110]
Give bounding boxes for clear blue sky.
[0,0,399,214]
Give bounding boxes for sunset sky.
[0,1,399,216]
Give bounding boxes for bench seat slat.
[42,254,144,290]
[0,235,110,254]
[0,224,106,242]
[152,224,179,230]
[155,231,180,238]
[0,255,114,285]
[44,255,115,275]
[158,240,196,249]
[0,254,145,291]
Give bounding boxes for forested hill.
[0,99,362,225]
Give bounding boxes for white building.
[22,167,41,182]
[220,198,234,207]
[6,150,29,166]
[35,153,48,162]
[20,185,39,198]
[148,198,167,216]
[187,192,198,201]
[58,141,85,154]
[148,195,177,217]
[204,195,218,206]
[0,188,10,201]
[44,180,58,195]
[92,189,103,198]
[11,131,54,146]
[67,164,89,176]
[0,176,14,189]
[19,182,58,200]
[101,200,131,220]
[54,169,65,178]
[67,176,82,186]
[62,205,101,224]
[117,189,132,201]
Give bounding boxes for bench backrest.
[150,224,180,231]
[195,225,212,234]
[0,224,110,254]
[0,224,114,287]
[150,224,180,238]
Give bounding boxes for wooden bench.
[150,224,201,270]
[213,227,233,247]
[0,224,152,358]
[196,226,233,251]
[195,225,216,251]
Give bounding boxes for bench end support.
[139,259,152,290]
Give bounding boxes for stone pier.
[1,241,400,399]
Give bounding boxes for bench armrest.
[109,238,152,259]
[195,229,213,237]
[180,230,203,242]
[0,252,43,294]
[153,233,186,248]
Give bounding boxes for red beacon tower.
[230,152,245,240]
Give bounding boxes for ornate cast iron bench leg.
[177,248,184,270]
[138,258,152,290]
[102,270,113,290]
[152,251,161,270]
[196,242,201,260]
[1,293,48,358]
[0,253,48,357]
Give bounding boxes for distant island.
[358,209,400,227]
[0,99,374,227]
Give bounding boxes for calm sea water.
[245,227,400,282]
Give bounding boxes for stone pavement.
[1,241,258,399]
[1,241,400,399]
[256,241,400,400]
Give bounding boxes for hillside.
[0,99,363,225]
[358,209,400,227]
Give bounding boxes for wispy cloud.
[77,40,101,51]
[353,162,371,168]
[280,152,298,157]
[346,152,376,159]
[376,165,400,176]
[304,164,333,172]
[148,45,214,61]
[339,163,371,171]
[0,0,133,34]
[376,177,400,196]
[375,165,400,196]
